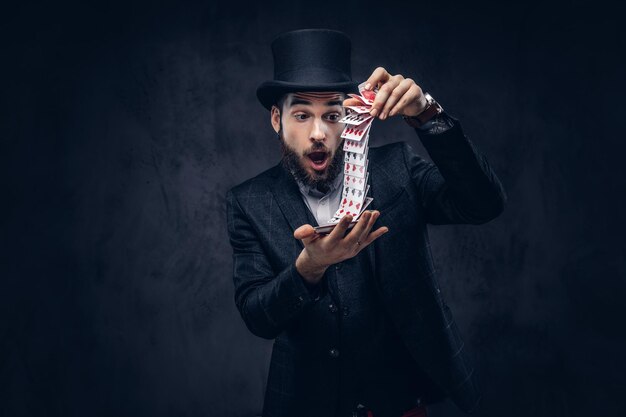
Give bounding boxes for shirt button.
[320,200,326,205]
[343,306,350,317]
[329,303,338,313]
[335,263,343,270]
[329,348,340,358]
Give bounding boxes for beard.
[279,132,344,193]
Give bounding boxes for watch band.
[403,92,444,128]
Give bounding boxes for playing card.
[314,84,380,234]
[343,137,368,154]
[344,105,372,114]
[315,197,374,234]
[344,159,368,179]
[344,148,368,166]
[360,196,374,213]
[344,173,368,191]
[341,122,372,141]
[334,184,370,218]
[313,220,357,234]
[348,93,374,106]
[340,112,373,126]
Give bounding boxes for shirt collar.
[296,171,343,199]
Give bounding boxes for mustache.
[304,141,330,156]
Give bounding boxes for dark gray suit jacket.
[226,119,506,415]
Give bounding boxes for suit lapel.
[270,164,314,250]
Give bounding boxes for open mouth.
[307,151,330,171]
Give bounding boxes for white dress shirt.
[295,172,344,226]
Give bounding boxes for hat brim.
[256,80,359,110]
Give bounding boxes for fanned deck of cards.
[314,82,378,234]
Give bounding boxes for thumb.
[294,224,316,242]
[343,98,363,107]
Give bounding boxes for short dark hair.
[274,92,346,112]
[274,94,288,113]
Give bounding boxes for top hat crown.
[256,29,358,110]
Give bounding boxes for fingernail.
[365,83,371,90]
[389,110,395,116]
[370,108,378,117]
[381,112,387,120]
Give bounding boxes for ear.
[270,105,281,134]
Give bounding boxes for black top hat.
[256,29,359,110]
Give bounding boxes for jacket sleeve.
[226,188,319,340]
[403,115,507,225]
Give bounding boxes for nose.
[310,118,326,142]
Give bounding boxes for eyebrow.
[288,98,343,108]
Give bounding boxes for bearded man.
[226,29,506,417]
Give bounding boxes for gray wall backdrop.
[2,1,624,416]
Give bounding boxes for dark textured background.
[2,1,624,416]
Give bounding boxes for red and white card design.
[333,185,370,219]
[344,173,368,191]
[341,122,371,141]
[344,105,371,114]
[340,112,373,126]
[317,196,374,231]
[314,87,379,233]
[345,149,368,166]
[344,160,368,179]
[343,136,368,154]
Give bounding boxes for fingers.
[343,211,372,245]
[356,210,380,243]
[343,98,363,107]
[361,67,426,120]
[370,74,404,118]
[362,226,389,245]
[382,79,415,119]
[327,214,354,243]
[294,224,318,244]
[363,66,390,93]
[390,84,425,117]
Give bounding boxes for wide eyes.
[293,112,341,122]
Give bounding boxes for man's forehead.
[286,91,344,105]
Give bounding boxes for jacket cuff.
[271,264,320,319]
[415,116,475,157]
[293,264,322,301]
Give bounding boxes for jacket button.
[329,348,340,358]
[329,303,338,313]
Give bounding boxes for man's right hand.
[293,211,388,286]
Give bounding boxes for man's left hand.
[343,67,428,120]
